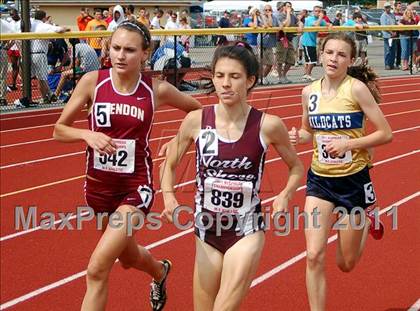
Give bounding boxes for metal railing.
[1,24,419,111]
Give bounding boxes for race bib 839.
[204,177,253,214]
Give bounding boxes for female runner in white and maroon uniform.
[54,21,201,311]
[160,42,304,311]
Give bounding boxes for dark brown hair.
[321,32,381,103]
[204,41,259,94]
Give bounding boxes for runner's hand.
[84,131,116,155]
[272,193,289,218]
[158,137,177,156]
[325,139,349,158]
[160,197,179,223]
[288,126,299,145]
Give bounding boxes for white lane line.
[250,192,420,288]
[0,85,303,121]
[408,298,420,311]
[0,146,310,240]
[2,104,419,170]
[0,151,86,170]
[1,185,418,310]
[1,150,418,311]
[2,139,419,242]
[191,81,420,100]
[1,138,57,148]
[0,178,195,241]
[0,93,305,133]
[0,148,199,199]
[2,92,419,148]
[1,122,419,199]
[0,134,177,170]
[1,111,63,121]
[1,77,419,121]
[1,89,419,134]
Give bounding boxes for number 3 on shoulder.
[199,129,218,156]
[308,92,320,114]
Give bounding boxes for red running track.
[1,76,419,310]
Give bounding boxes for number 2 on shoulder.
[199,129,218,156]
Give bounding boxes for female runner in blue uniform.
[289,32,393,311]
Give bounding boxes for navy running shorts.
[306,166,376,213]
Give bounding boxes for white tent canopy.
[267,1,323,11]
[203,1,266,13]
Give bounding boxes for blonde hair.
[403,8,413,20]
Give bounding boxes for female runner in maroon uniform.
[53,21,201,311]
[160,42,304,310]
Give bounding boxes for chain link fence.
[1,25,419,112]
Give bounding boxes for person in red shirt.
[53,21,201,311]
[76,7,93,31]
[408,4,420,23]
[415,11,420,23]
[105,6,114,24]
[399,8,417,70]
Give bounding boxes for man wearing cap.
[380,2,397,69]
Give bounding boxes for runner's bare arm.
[160,110,201,222]
[262,114,304,213]
[289,85,313,145]
[53,71,97,142]
[153,78,202,112]
[53,71,116,154]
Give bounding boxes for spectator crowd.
[1,2,419,107]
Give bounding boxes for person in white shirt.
[416,21,420,71]
[5,9,21,92]
[0,19,18,106]
[107,5,125,31]
[30,10,69,103]
[150,9,164,54]
[164,12,180,43]
[165,12,179,30]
